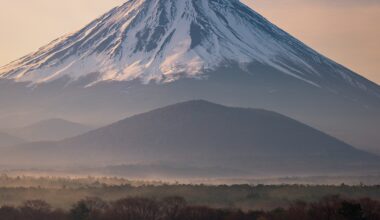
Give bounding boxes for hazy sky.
[0,0,379,84]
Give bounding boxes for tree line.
[0,195,379,220]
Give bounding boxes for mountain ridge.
[2,100,379,177]
[9,118,92,141]
[0,132,25,148]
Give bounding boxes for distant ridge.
[0,132,25,148]
[11,118,92,141]
[2,100,379,177]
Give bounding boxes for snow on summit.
[0,0,377,93]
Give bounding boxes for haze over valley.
[0,1,379,219]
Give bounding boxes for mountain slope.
[0,132,25,148]
[11,119,92,141]
[0,0,379,98]
[2,100,379,176]
[0,0,379,153]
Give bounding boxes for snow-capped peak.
[0,0,378,94]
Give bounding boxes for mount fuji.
[0,0,379,154]
[0,0,379,92]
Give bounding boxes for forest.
[0,175,380,219]
[1,195,380,220]
[1,175,380,210]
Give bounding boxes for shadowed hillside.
[1,100,378,176]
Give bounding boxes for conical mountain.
[0,0,378,95]
[0,0,379,153]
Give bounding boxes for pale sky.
[0,0,379,84]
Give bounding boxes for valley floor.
[0,175,380,211]
[1,196,380,220]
